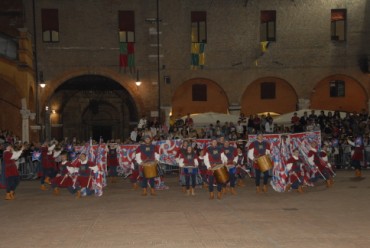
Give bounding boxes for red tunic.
[51,161,74,187]
[107,148,119,166]
[75,160,95,188]
[352,146,364,161]
[41,147,56,169]
[223,146,237,166]
[3,150,19,177]
[286,157,302,183]
[204,145,223,166]
[248,140,271,169]
[203,145,223,175]
[178,152,198,167]
[136,144,159,163]
[307,150,326,171]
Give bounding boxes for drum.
[257,155,273,172]
[212,164,229,184]
[142,161,158,179]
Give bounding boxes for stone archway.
[40,67,144,117]
[172,78,229,117]
[48,74,138,142]
[310,74,368,112]
[241,77,298,115]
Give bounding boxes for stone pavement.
[1,171,370,248]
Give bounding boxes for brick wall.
[21,0,370,132]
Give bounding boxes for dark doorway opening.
[92,125,112,142]
[50,74,139,141]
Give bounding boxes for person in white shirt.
[137,116,147,130]
[130,127,138,142]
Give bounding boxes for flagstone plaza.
[1,171,369,248]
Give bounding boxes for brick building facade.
[0,0,37,142]
[2,0,369,141]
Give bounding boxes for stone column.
[20,98,36,143]
[161,106,172,130]
[228,104,241,115]
[298,98,310,110]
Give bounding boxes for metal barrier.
[160,163,180,174]
[18,156,39,180]
[328,146,370,169]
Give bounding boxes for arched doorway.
[311,74,368,112]
[48,75,138,142]
[172,78,229,117]
[241,77,298,115]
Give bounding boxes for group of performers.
[2,133,364,200]
[38,142,102,198]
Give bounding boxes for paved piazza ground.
[1,171,370,248]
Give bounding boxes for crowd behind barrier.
[1,109,370,181]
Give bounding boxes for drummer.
[135,135,160,196]
[203,137,226,200]
[247,133,272,193]
[178,145,199,196]
[222,139,238,195]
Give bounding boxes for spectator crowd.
[2,109,370,177]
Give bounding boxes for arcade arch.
[241,77,298,115]
[310,74,368,112]
[171,78,229,117]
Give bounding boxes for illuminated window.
[331,9,346,41]
[260,10,276,42]
[41,9,59,42]
[191,11,207,43]
[119,11,135,42]
[261,82,276,99]
[330,80,345,97]
[192,84,207,101]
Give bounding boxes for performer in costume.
[51,151,77,196]
[307,141,333,188]
[3,144,23,200]
[222,139,238,195]
[203,137,226,200]
[347,136,364,178]
[75,153,99,197]
[40,142,56,191]
[106,143,119,183]
[31,143,42,180]
[53,146,62,178]
[248,133,271,193]
[285,149,304,193]
[176,140,189,192]
[235,147,247,187]
[198,149,208,189]
[130,159,140,190]
[135,136,160,196]
[178,145,199,196]
[320,143,335,185]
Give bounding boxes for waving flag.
[117,144,138,176]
